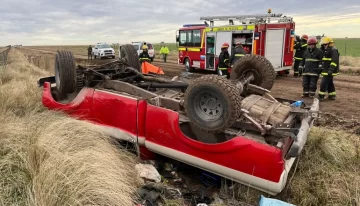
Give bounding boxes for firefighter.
[159,42,169,63]
[218,43,231,77]
[139,45,151,63]
[230,41,247,66]
[87,45,92,60]
[318,36,339,101]
[298,37,323,98]
[293,34,308,77]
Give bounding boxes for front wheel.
[184,58,194,72]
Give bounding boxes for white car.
[131,41,155,62]
[92,43,115,59]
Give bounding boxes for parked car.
[37,47,319,196]
[92,43,115,59]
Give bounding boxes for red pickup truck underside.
[41,82,295,195]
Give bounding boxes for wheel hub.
[199,93,221,117]
[242,69,260,85]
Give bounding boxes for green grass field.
[332,38,360,57]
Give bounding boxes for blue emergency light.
[183,24,207,27]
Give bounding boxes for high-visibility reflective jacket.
[294,40,308,61]
[139,51,150,63]
[160,46,169,54]
[218,50,230,70]
[230,46,246,65]
[320,46,340,76]
[299,47,323,76]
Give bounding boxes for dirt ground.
[19,47,360,133]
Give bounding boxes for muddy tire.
[120,44,141,71]
[184,75,242,133]
[230,54,276,93]
[55,50,76,95]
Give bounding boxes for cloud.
[0,0,359,45]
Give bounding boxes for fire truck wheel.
[120,44,141,71]
[55,50,77,96]
[184,58,195,72]
[184,75,242,133]
[230,55,276,93]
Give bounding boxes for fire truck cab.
[176,11,296,75]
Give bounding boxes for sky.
[0,0,359,46]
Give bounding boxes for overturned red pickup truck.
[38,45,319,195]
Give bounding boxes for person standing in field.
[159,42,169,63]
[87,45,93,60]
[298,37,323,98]
[318,37,340,101]
[293,35,308,77]
[139,45,151,63]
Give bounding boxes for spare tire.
[55,50,76,96]
[120,44,141,71]
[184,75,242,133]
[230,54,276,94]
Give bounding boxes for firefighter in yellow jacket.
[318,37,340,101]
[139,45,151,63]
[159,42,169,63]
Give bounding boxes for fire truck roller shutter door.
[265,29,285,69]
[215,32,232,56]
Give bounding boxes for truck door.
[265,29,285,70]
[205,33,215,70]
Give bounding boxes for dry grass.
[0,49,139,206]
[220,127,360,206]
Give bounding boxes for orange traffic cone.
[141,62,165,75]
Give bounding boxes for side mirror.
[176,35,179,42]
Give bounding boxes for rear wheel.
[230,54,276,95]
[184,75,242,133]
[120,44,141,71]
[55,50,76,96]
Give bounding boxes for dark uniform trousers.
[319,76,336,97]
[303,75,319,96]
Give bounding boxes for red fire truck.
[176,11,296,75]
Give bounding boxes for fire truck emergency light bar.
[200,13,284,21]
[200,14,293,26]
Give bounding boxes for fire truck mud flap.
[286,98,320,158]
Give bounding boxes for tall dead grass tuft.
[0,49,139,205]
[228,127,360,206]
[340,56,360,67]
